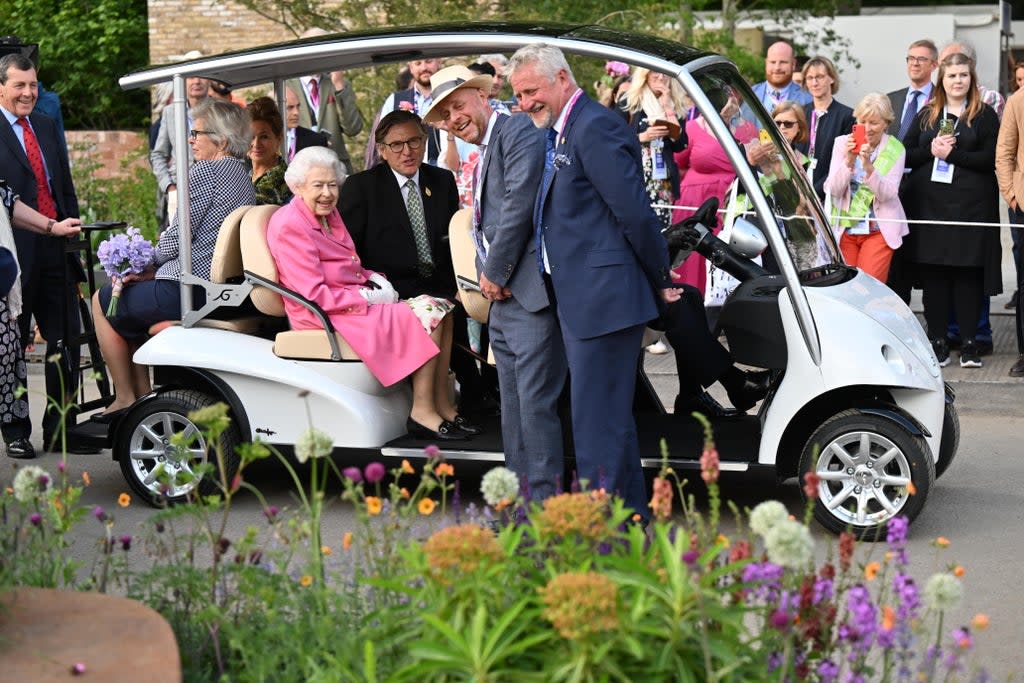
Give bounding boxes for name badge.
[931,157,954,184]
[806,157,817,185]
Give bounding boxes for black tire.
[798,409,934,541]
[117,389,241,505]
[935,400,960,479]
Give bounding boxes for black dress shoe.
[725,370,773,413]
[42,433,102,455]
[674,391,740,418]
[90,407,129,424]
[976,339,994,357]
[1010,354,1024,378]
[5,438,36,459]
[452,414,483,435]
[406,417,469,441]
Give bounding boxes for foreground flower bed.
[0,407,997,681]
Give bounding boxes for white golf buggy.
[71,23,956,539]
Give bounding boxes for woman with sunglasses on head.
[823,93,908,285]
[800,56,855,200]
[91,99,256,420]
[901,52,1001,369]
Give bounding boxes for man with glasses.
[339,110,494,417]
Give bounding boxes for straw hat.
[421,65,493,124]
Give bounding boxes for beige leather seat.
[238,204,360,361]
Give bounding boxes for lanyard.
[809,109,820,157]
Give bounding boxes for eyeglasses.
[189,129,214,140]
[773,120,798,129]
[381,136,424,153]
[906,56,934,65]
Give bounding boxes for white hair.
[284,146,346,192]
[508,43,575,85]
[941,40,976,65]
[191,99,252,159]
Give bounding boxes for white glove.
[367,272,399,303]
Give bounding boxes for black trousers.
[659,284,732,397]
[917,263,983,343]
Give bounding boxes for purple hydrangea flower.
[97,227,155,278]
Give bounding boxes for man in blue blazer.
[751,41,812,111]
[424,65,567,502]
[509,44,680,518]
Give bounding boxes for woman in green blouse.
[247,96,291,205]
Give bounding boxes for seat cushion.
[209,204,253,284]
[273,329,361,360]
[239,204,286,317]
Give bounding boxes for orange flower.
[540,572,620,640]
[418,498,436,515]
[82,471,91,487]
[118,493,131,508]
[400,487,411,499]
[423,524,503,585]
[881,605,896,631]
[971,613,990,630]
[342,532,353,550]
[299,575,313,587]
[4,486,12,495]
[648,476,673,521]
[935,536,951,548]
[401,459,414,474]
[864,561,881,581]
[494,498,511,511]
[715,534,730,549]
[321,545,332,556]
[953,565,965,578]
[535,492,613,543]
[906,481,917,496]
[365,496,382,516]
[435,462,454,477]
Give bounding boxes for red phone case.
[852,124,866,153]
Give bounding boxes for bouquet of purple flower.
[96,226,155,316]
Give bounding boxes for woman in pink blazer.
[268,147,478,441]
[823,92,908,282]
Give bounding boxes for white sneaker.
[646,340,669,355]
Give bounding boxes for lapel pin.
[425,187,432,197]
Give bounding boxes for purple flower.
[119,534,132,551]
[682,550,699,565]
[263,505,279,522]
[887,515,910,566]
[605,60,630,77]
[741,561,785,602]
[92,505,107,522]
[342,467,363,483]
[813,577,834,604]
[423,444,441,460]
[71,662,87,675]
[29,512,42,526]
[364,462,386,483]
[817,659,839,683]
[38,474,49,487]
[770,609,790,630]
[840,584,878,653]
[97,227,154,278]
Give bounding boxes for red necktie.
[17,117,57,219]
[309,78,320,110]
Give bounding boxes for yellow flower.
[972,613,990,630]
[365,496,382,516]
[715,534,730,549]
[118,493,131,508]
[342,532,353,550]
[321,545,332,556]
[864,561,881,581]
[435,462,454,477]
[935,536,951,548]
[82,471,91,486]
[299,575,313,587]
[418,498,436,515]
[953,565,965,578]
[401,459,414,474]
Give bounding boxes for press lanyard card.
[931,157,954,184]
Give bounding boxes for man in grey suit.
[149,68,209,228]
[424,65,567,501]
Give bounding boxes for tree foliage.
[0,0,150,129]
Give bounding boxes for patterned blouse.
[253,157,291,206]
[155,156,256,281]
[0,178,17,215]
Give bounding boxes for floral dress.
[252,157,291,206]
[0,179,29,430]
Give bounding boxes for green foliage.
[0,0,150,129]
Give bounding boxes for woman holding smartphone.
[823,92,908,284]
[901,52,1001,369]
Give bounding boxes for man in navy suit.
[509,44,680,519]
[424,65,567,501]
[0,53,87,458]
[751,41,812,111]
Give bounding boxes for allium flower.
[923,572,963,611]
[342,467,362,483]
[540,572,619,640]
[423,524,503,585]
[423,444,441,459]
[749,500,789,537]
[13,465,51,502]
[295,427,333,464]
[364,461,386,483]
[365,496,382,516]
[764,518,814,568]
[480,466,519,507]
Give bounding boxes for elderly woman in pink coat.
[267,147,479,442]
[823,92,908,282]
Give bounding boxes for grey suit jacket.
[478,113,549,313]
[286,76,363,172]
[149,101,195,192]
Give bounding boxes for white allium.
[480,467,519,507]
[923,572,963,612]
[764,518,814,568]
[749,500,790,538]
[13,465,51,503]
[294,428,333,464]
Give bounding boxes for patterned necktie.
[471,145,487,261]
[897,90,922,141]
[309,78,320,110]
[17,117,57,219]
[535,128,558,274]
[404,179,433,277]
[770,89,782,105]
[288,130,296,162]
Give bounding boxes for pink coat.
[823,134,909,250]
[267,197,439,386]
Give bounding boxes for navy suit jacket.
[536,93,671,339]
[0,111,79,273]
[338,161,458,300]
[478,113,549,313]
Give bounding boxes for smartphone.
[852,124,867,154]
[758,128,772,144]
